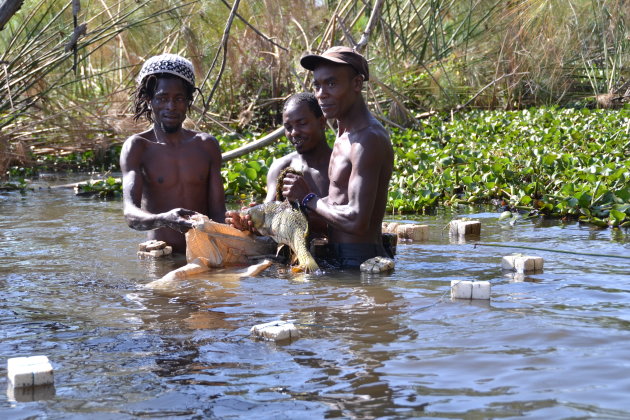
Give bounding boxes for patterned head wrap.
[136,53,195,87]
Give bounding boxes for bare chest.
[142,143,211,188]
[289,156,329,197]
[328,141,352,194]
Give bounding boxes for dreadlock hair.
[133,73,196,123]
[283,92,323,118]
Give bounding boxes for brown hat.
[300,46,369,81]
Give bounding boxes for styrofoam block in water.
[382,222,400,234]
[501,255,544,273]
[137,246,172,258]
[451,280,491,300]
[7,356,54,387]
[138,240,167,252]
[251,320,299,341]
[396,224,428,241]
[360,256,395,273]
[449,220,481,236]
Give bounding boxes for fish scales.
[242,201,319,273]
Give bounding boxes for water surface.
[1,179,629,419]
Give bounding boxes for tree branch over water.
[199,0,241,120]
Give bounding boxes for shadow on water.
[1,184,629,418]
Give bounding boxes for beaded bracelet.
[301,192,317,209]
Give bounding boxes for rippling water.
[1,178,629,419]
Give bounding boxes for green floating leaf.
[245,167,258,181]
[609,209,626,225]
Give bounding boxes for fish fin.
[299,256,319,274]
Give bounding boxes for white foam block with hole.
[501,255,544,273]
[451,280,491,300]
[251,320,299,341]
[7,356,54,387]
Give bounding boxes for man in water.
[120,53,226,254]
[225,92,331,234]
[282,46,394,268]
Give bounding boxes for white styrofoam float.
[449,220,481,236]
[396,224,428,241]
[7,356,54,388]
[137,240,172,258]
[451,280,491,300]
[382,222,429,241]
[251,320,299,341]
[360,256,395,273]
[501,254,544,273]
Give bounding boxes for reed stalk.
[0,0,629,177]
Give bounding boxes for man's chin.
[160,122,181,133]
[322,110,336,120]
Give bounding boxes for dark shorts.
[323,242,392,269]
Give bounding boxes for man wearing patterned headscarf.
[120,53,226,254]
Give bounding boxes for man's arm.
[120,136,196,232]
[205,135,227,221]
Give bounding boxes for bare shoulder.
[352,118,391,150]
[120,131,154,167]
[270,151,298,171]
[191,130,220,147]
[267,151,297,178]
[188,130,222,158]
[122,130,153,151]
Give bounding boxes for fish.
[241,201,319,273]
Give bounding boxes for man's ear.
[353,73,365,91]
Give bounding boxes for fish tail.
[298,251,319,273]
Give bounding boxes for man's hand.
[225,205,256,232]
[282,172,311,204]
[161,208,198,233]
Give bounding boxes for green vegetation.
[3,107,627,228]
[221,107,629,228]
[74,176,122,198]
[2,0,630,162]
[0,178,30,192]
[0,1,628,228]
[387,107,630,228]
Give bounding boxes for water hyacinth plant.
[218,107,629,228]
[387,107,630,227]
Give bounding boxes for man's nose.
[315,87,326,99]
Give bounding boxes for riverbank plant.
[386,107,630,228]
[213,107,630,228]
[3,107,628,228]
[74,176,121,198]
[2,0,630,172]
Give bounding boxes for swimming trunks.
[324,242,392,269]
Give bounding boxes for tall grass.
[1,0,629,176]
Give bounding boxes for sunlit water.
[1,176,629,419]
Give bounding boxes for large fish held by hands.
[241,201,319,273]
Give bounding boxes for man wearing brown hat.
[120,53,226,254]
[282,46,394,268]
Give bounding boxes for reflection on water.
[1,182,630,418]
